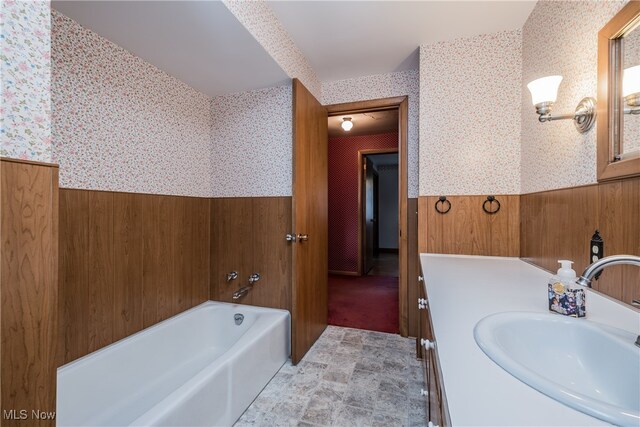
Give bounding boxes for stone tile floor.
[234,326,428,427]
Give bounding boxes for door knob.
[285,233,297,242]
[297,234,309,242]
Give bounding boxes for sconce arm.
[536,97,596,133]
[538,112,577,122]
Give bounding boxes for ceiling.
[270,1,536,82]
[328,109,398,137]
[52,1,290,97]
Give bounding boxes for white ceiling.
[52,1,290,97]
[270,1,537,82]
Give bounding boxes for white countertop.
[419,254,640,427]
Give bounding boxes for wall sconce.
[527,75,596,133]
[623,65,640,114]
[341,117,353,131]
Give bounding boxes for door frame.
[326,96,409,336]
[358,148,398,276]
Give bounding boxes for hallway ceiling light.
[341,117,353,131]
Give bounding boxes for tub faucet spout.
[232,286,251,300]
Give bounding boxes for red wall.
[328,132,398,273]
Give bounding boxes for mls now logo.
[3,409,56,420]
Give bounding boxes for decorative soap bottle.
[548,260,586,318]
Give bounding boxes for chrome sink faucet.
[574,255,640,348]
[575,255,640,288]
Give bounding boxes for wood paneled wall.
[59,189,210,365]
[210,197,292,310]
[418,195,520,257]
[521,177,640,304]
[1,159,58,426]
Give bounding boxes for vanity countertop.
[419,254,640,427]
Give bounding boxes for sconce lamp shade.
[527,75,563,106]
[623,65,640,98]
[341,117,353,131]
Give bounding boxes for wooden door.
[291,79,328,364]
[364,157,375,274]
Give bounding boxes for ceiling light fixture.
[527,75,596,133]
[341,117,353,131]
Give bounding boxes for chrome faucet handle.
[249,273,260,285]
[226,271,238,282]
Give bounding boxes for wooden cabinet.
[418,275,451,427]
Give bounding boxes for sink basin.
[474,311,640,426]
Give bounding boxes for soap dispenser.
[548,260,586,317]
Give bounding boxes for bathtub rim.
[57,300,291,373]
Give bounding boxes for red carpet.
[328,274,399,334]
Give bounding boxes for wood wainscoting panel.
[59,189,90,365]
[59,189,210,365]
[112,192,144,343]
[210,198,253,304]
[520,177,640,304]
[521,186,598,276]
[210,197,292,311]
[1,159,59,425]
[490,195,520,257]
[88,191,115,353]
[442,196,490,255]
[596,181,624,299]
[620,178,640,303]
[251,197,292,310]
[141,194,174,326]
[418,195,520,257]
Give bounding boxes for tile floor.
[234,326,428,427]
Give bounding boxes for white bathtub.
[57,301,290,426]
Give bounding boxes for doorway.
[360,150,399,277]
[291,81,410,361]
[326,108,402,334]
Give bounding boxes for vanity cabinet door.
[428,351,443,426]
[419,283,431,420]
[419,274,450,426]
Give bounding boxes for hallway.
[367,252,399,277]
[327,274,399,334]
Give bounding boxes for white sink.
[474,311,640,426]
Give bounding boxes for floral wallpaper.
[222,0,321,100]
[322,70,420,198]
[419,30,522,196]
[520,0,626,194]
[52,10,213,197]
[1,0,52,162]
[210,84,292,197]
